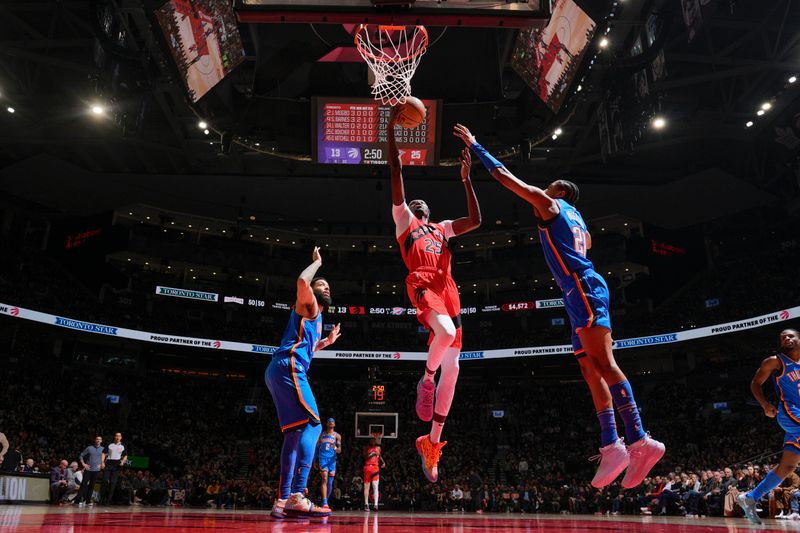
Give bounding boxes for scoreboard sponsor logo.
[535,298,565,309]
[155,286,219,302]
[614,334,678,348]
[251,345,277,354]
[55,317,118,336]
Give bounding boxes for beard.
[314,290,332,307]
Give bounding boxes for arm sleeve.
[392,202,414,238]
[440,220,456,239]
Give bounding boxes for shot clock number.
[372,385,385,402]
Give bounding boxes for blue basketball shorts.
[265,356,320,432]
[319,455,337,474]
[562,269,612,355]
[778,410,800,454]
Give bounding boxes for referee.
[101,432,128,505]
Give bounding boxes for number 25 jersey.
[393,202,456,275]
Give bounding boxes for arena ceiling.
[0,0,797,226]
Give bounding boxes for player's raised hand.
[453,123,477,147]
[326,323,342,346]
[459,148,471,181]
[763,403,778,418]
[312,246,322,265]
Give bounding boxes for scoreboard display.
[313,97,441,166]
[366,383,387,409]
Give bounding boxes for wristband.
[471,141,503,171]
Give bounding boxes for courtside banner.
[0,302,797,360]
[155,286,219,302]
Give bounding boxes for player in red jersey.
[363,435,385,511]
[387,107,482,482]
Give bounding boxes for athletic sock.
[279,430,301,500]
[597,408,619,447]
[424,365,436,383]
[326,476,334,503]
[290,422,322,494]
[323,497,328,506]
[749,470,782,501]
[430,412,447,443]
[609,380,647,443]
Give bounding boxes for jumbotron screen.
[511,0,597,112]
[155,0,246,102]
[313,97,441,166]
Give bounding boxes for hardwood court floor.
[0,505,792,532]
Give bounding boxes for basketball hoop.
[355,24,429,106]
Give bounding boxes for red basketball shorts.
[363,465,380,483]
[405,270,462,349]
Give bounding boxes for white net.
[355,25,429,106]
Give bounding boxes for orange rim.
[354,24,429,63]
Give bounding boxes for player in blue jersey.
[454,124,664,489]
[315,417,341,511]
[737,328,800,525]
[266,247,342,519]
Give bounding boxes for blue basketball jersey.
[538,199,596,289]
[319,432,338,459]
[774,353,800,423]
[272,310,323,372]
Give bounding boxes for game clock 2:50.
[362,148,383,161]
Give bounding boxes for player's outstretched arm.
[296,247,323,318]
[453,124,558,218]
[751,356,781,418]
[451,148,482,236]
[316,323,341,351]
[387,107,405,206]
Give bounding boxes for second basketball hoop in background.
[396,96,426,129]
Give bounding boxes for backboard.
[235,0,550,28]
[355,411,399,439]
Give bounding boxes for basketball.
[396,96,426,129]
